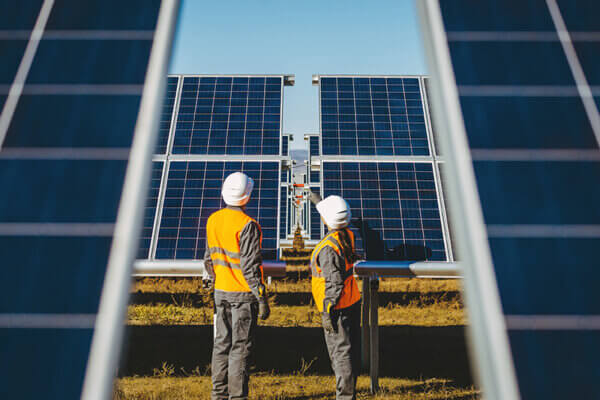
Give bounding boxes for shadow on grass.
[120,325,473,387]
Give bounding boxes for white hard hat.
[221,172,254,206]
[316,195,351,229]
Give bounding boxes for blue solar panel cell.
[440,0,554,31]
[322,161,445,261]
[461,96,598,149]
[28,40,152,84]
[449,41,575,86]
[0,41,27,84]
[173,76,282,155]
[0,160,126,222]
[137,162,163,259]
[46,0,161,30]
[490,237,600,315]
[0,329,93,399]
[320,77,430,157]
[156,161,280,260]
[0,236,110,313]
[475,161,600,225]
[4,95,140,148]
[573,42,600,86]
[556,0,600,32]
[509,330,600,400]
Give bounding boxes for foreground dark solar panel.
[0,1,163,399]
[319,77,429,156]
[156,161,280,260]
[322,161,446,261]
[172,76,282,155]
[438,0,600,397]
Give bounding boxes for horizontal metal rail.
[133,260,287,278]
[354,261,461,278]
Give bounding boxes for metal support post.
[369,277,380,394]
[361,276,371,370]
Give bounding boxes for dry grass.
[127,300,464,327]
[132,277,461,295]
[115,374,478,400]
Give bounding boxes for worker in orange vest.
[203,172,270,400]
[309,193,361,400]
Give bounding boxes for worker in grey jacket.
[204,172,270,400]
[310,192,362,400]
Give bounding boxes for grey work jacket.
[204,206,265,303]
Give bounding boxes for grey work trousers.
[211,299,258,400]
[323,301,361,400]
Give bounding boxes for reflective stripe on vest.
[310,229,361,312]
[206,208,264,293]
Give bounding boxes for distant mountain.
[289,149,308,163]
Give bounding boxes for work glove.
[308,190,322,205]
[258,297,270,320]
[322,301,336,334]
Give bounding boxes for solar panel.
[309,170,320,184]
[309,135,319,157]
[322,161,446,261]
[156,76,179,154]
[319,77,430,156]
[280,186,288,239]
[172,76,283,155]
[282,134,289,156]
[137,161,164,259]
[0,1,173,399]
[155,161,280,260]
[309,187,322,240]
[421,1,600,398]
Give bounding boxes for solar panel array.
[139,75,289,261]
[315,76,451,261]
[0,1,168,398]
[430,1,600,398]
[320,77,429,156]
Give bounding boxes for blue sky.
[169,0,427,149]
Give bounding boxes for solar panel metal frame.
[313,74,454,261]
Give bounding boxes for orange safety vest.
[310,229,361,312]
[206,208,265,293]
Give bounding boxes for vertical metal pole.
[369,277,380,393]
[361,276,371,370]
